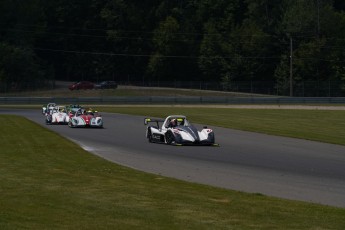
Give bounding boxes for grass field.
[1,112,345,229]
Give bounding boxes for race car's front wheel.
[147,129,153,143]
[165,131,175,145]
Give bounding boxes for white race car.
[45,106,69,125]
[144,115,217,146]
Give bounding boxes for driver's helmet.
[170,119,177,127]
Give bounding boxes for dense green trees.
[1,0,345,95]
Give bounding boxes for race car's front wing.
[68,117,103,128]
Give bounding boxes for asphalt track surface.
[2,109,345,208]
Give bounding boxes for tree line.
[1,0,345,95]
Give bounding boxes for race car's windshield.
[167,117,190,127]
[86,111,94,116]
[76,109,83,116]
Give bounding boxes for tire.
[45,116,52,125]
[165,131,175,145]
[147,129,153,143]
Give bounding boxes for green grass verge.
[99,107,345,146]
[1,115,345,229]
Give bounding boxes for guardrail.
[1,96,345,105]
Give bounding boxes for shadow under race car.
[144,115,218,146]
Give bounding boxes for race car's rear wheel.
[165,131,175,145]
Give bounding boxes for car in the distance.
[68,81,94,90]
[42,102,56,114]
[68,108,103,128]
[94,81,118,89]
[65,104,83,119]
[45,106,69,125]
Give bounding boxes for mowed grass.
[100,107,345,146]
[1,115,345,229]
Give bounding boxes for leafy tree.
[1,0,345,95]
[0,0,51,91]
[274,0,345,95]
[197,0,241,84]
[198,20,229,83]
[38,0,110,81]
[0,43,47,91]
[198,0,275,85]
[148,16,180,81]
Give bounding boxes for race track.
[2,109,345,208]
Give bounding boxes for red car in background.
[68,81,94,90]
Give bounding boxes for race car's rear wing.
[144,118,165,128]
